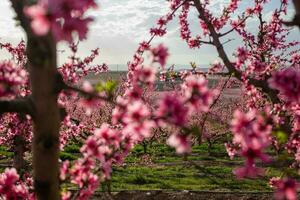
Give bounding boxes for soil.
[91,191,273,200]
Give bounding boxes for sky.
[0,0,298,70]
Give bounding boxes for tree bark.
[9,1,61,198]
[12,135,26,175]
[207,139,212,156]
[142,141,148,154]
[27,35,61,200]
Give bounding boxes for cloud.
[0,0,298,66]
[0,1,25,40]
[90,0,169,41]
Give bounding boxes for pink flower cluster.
[230,110,272,178]
[60,159,99,200]
[0,0,299,198]
[154,75,217,153]
[167,133,191,154]
[156,94,189,126]
[0,40,27,65]
[59,43,108,84]
[24,0,97,42]
[0,61,27,98]
[269,68,300,104]
[0,113,33,148]
[235,47,249,69]
[270,177,299,200]
[0,168,31,199]
[182,75,218,112]
[150,44,169,67]
[178,4,201,49]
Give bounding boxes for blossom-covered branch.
[193,0,280,103]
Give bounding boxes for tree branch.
[219,16,249,37]
[10,0,33,36]
[283,14,300,28]
[142,0,191,51]
[62,84,114,104]
[199,40,214,45]
[0,97,34,116]
[192,0,280,104]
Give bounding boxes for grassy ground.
[0,142,296,192]
[107,143,284,192]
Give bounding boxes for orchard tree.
[0,0,300,200]
[0,0,106,199]
[0,40,107,172]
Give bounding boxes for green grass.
[59,151,79,161]
[106,142,295,192]
[63,143,81,154]
[0,142,297,192]
[110,165,272,191]
[0,146,13,158]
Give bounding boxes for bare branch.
[199,40,214,45]
[0,97,34,116]
[10,0,33,36]
[292,0,300,26]
[283,14,300,28]
[221,38,234,46]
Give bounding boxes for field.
[0,141,293,194]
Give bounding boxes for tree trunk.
[207,139,212,156]
[12,135,26,175]
[27,36,61,200]
[197,134,202,146]
[143,142,147,154]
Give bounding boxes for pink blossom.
[234,164,265,179]
[0,168,30,199]
[124,100,150,123]
[269,68,300,103]
[0,61,27,97]
[167,133,191,154]
[231,109,272,178]
[133,66,156,86]
[124,86,143,100]
[24,4,50,35]
[182,75,217,112]
[170,0,181,10]
[150,44,169,67]
[150,27,166,36]
[156,94,189,126]
[123,120,155,141]
[209,61,224,74]
[272,178,298,200]
[225,143,238,160]
[60,160,70,181]
[138,41,150,52]
[62,191,71,200]
[25,0,97,42]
